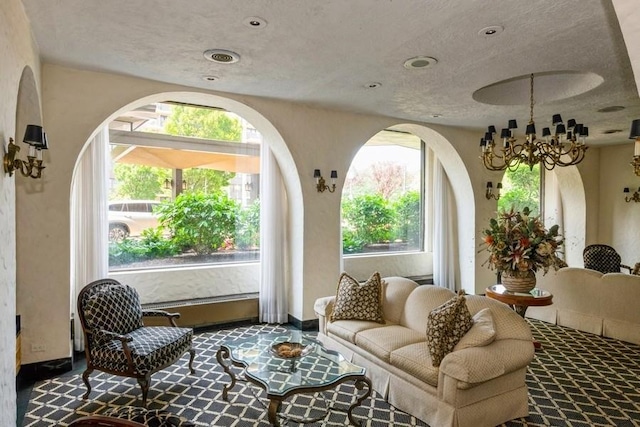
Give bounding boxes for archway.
[341,123,476,292]
[70,91,301,317]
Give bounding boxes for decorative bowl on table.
[270,342,314,359]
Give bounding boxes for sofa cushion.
[426,293,473,367]
[331,272,384,323]
[454,308,496,351]
[390,341,439,387]
[327,319,388,344]
[355,325,426,363]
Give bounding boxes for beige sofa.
[314,276,534,427]
[527,267,640,345]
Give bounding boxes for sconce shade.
[497,182,503,189]
[630,119,640,139]
[313,169,321,178]
[508,120,517,129]
[23,125,44,146]
[624,187,630,193]
[486,181,493,188]
[40,132,49,150]
[330,170,337,179]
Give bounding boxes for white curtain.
[433,160,456,291]
[259,142,288,323]
[71,128,110,351]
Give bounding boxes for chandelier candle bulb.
[635,140,640,156]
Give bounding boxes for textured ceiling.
[19,0,640,146]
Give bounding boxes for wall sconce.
[485,181,502,200]
[244,181,253,192]
[623,187,640,203]
[630,119,640,177]
[3,124,49,179]
[314,169,337,193]
[164,178,187,190]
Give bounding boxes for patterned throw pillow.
[426,292,473,367]
[330,272,385,323]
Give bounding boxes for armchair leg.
[81,368,93,399]
[188,348,196,374]
[138,375,151,408]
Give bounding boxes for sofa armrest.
[439,339,534,385]
[314,296,335,335]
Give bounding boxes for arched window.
[107,102,261,271]
[498,164,541,216]
[342,129,424,255]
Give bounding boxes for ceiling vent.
[203,49,240,64]
[403,56,438,70]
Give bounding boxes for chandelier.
[480,74,588,171]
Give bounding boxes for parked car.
[108,200,161,241]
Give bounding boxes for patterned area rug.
[22,320,640,426]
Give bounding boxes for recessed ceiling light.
[203,49,240,64]
[364,82,382,89]
[478,26,504,37]
[403,56,438,70]
[202,75,219,82]
[243,16,267,28]
[603,129,623,134]
[597,105,625,113]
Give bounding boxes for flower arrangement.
[481,207,564,278]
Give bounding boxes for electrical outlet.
[31,343,46,352]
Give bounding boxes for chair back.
[583,244,623,274]
[77,279,143,348]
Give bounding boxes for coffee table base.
[217,347,372,426]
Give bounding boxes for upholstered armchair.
[583,244,632,274]
[77,279,196,407]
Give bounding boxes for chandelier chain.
[529,73,534,124]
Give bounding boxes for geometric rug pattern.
[22,320,640,426]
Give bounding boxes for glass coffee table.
[216,332,371,426]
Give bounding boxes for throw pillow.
[426,292,473,367]
[453,308,496,351]
[331,272,385,323]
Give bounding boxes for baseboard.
[288,314,319,331]
[18,357,73,383]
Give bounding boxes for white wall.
[18,61,613,368]
[599,144,640,265]
[0,0,42,422]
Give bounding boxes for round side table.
[485,284,553,350]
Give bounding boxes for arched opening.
[70,92,301,328]
[15,65,43,368]
[342,123,475,292]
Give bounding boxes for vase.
[501,271,536,293]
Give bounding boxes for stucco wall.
[18,61,618,368]
[0,0,42,422]
[598,143,640,264]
